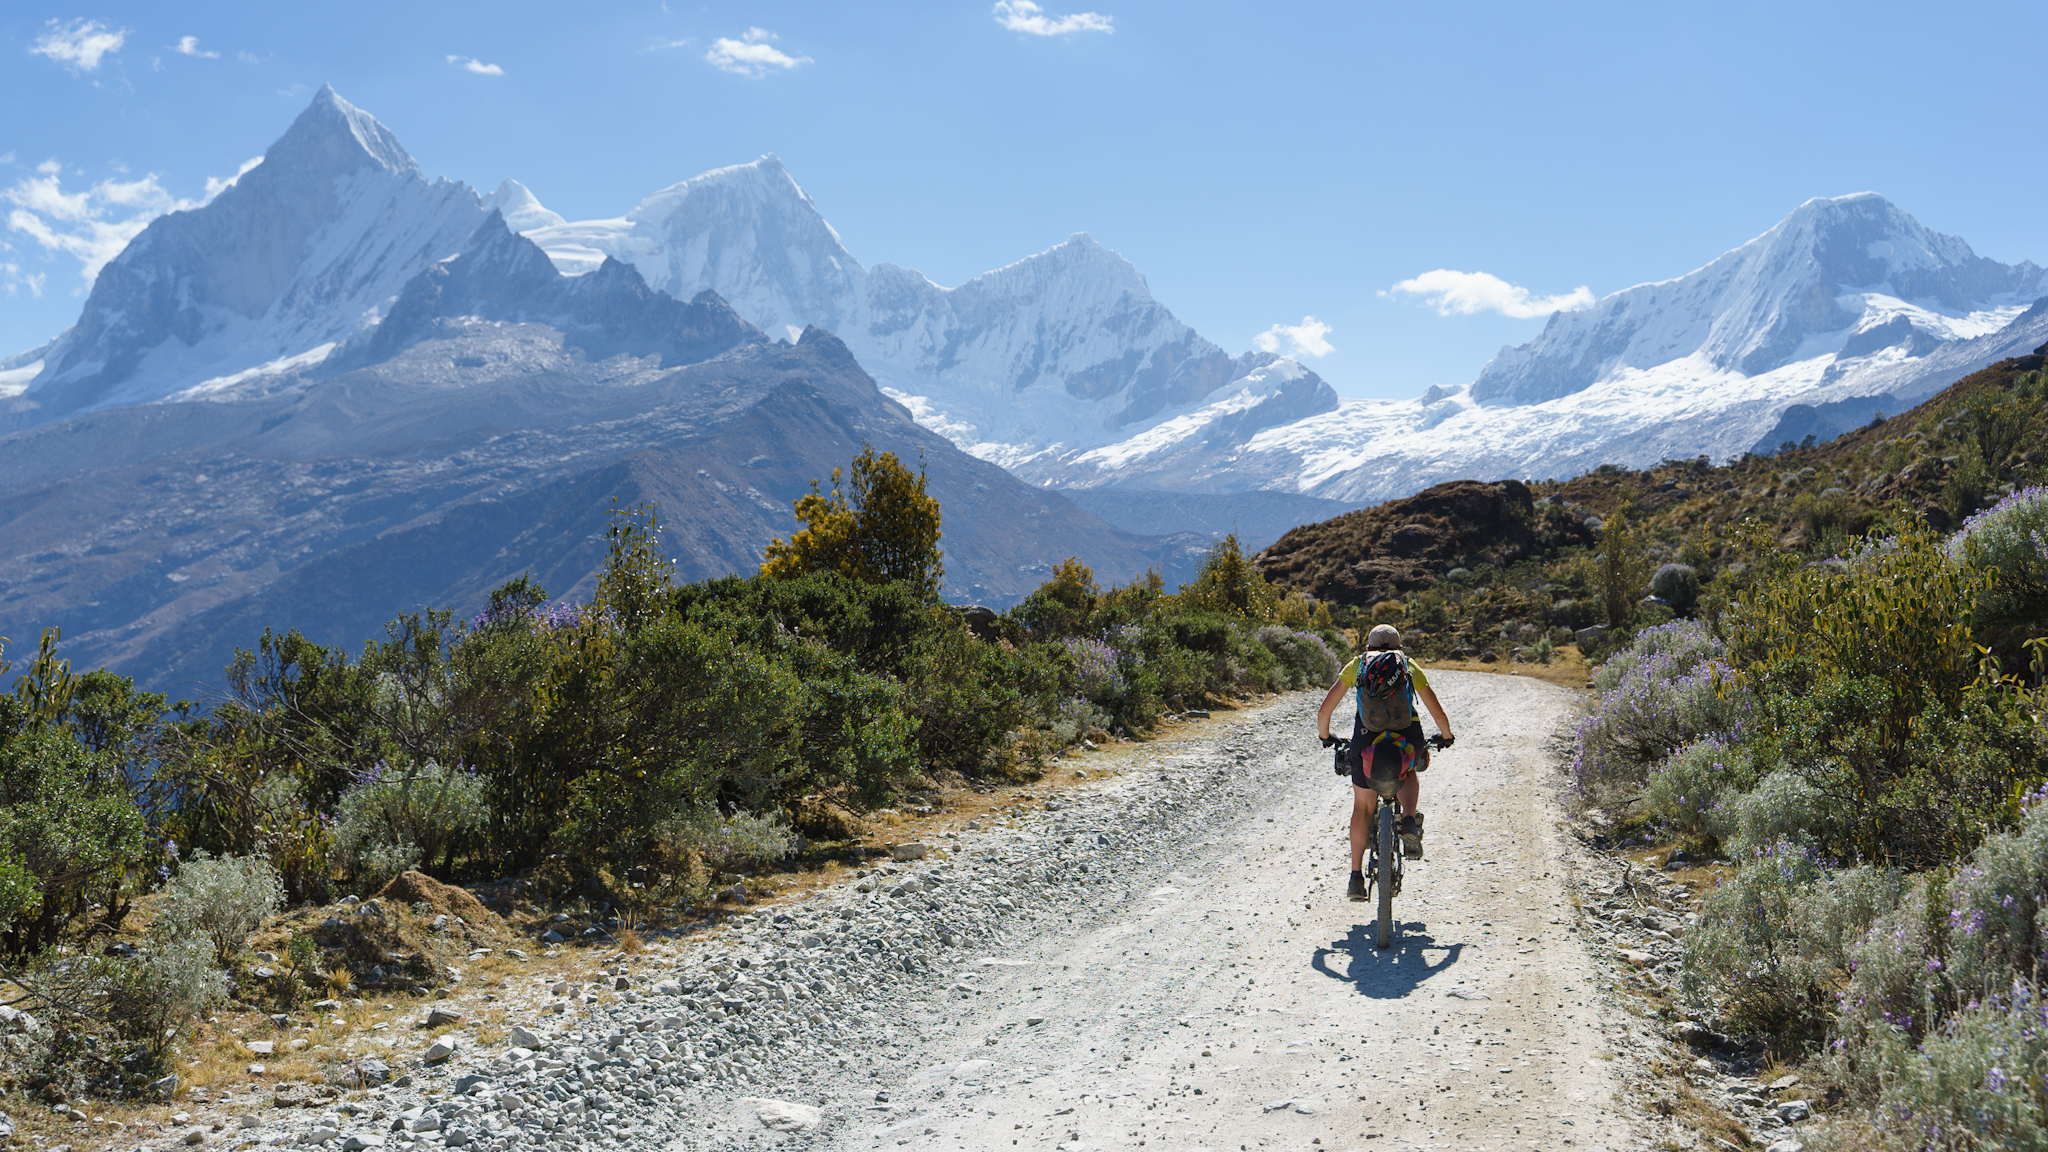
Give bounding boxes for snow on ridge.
[0,360,43,400]
[11,88,487,424]
[171,343,338,402]
[484,179,567,233]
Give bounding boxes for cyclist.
[1316,623,1454,900]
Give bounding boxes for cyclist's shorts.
[1348,718,1428,789]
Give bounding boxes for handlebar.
[1321,733,1453,752]
[1325,733,1450,774]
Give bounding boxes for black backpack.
[1355,651,1414,733]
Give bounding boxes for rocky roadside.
[69,701,1294,1152]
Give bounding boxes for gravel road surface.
[211,672,1634,1152]
[705,670,1637,1152]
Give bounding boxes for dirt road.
[791,670,1634,1152]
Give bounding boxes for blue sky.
[4,0,2045,400]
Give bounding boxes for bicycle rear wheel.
[1375,804,1397,949]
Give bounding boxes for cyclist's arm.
[1315,678,1349,741]
[1415,682,1453,743]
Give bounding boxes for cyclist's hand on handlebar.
[1320,734,1342,749]
[1427,733,1455,750]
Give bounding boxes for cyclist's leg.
[1350,784,1375,872]
[1397,772,1421,822]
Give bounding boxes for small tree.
[762,445,944,594]
[1598,505,1653,629]
[1176,534,1279,622]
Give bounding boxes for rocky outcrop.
[1254,479,1594,606]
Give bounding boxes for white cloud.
[170,35,218,59]
[30,18,128,71]
[2,156,252,291]
[0,152,14,166]
[704,28,810,76]
[1253,315,1335,359]
[1385,269,1595,319]
[993,1,1113,35]
[446,54,505,76]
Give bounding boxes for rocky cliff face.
[1254,480,1594,606]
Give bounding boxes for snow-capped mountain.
[517,157,1335,456]
[6,86,486,426]
[1032,194,2048,503]
[0,113,1213,691]
[1471,193,2046,405]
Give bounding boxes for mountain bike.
[1330,733,1452,949]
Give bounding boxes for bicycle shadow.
[1309,923,1464,1000]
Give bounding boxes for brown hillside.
[1255,479,1594,606]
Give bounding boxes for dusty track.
[770,670,1635,1152]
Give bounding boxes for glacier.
[7,85,2043,516]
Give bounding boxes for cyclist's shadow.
[1310,922,1463,1000]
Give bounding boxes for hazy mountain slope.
[0,327,1199,695]
[1060,487,1361,553]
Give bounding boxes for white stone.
[736,1097,823,1134]
[424,1035,459,1064]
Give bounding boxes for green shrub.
[1745,676,2045,865]
[154,850,282,966]
[1572,621,1742,808]
[13,935,227,1077]
[1648,563,1700,614]
[1723,769,1838,859]
[0,721,147,956]
[1827,796,2048,1145]
[105,936,228,1063]
[1643,736,1756,845]
[1679,841,1902,1042]
[330,760,491,888]
[656,807,797,873]
[1729,527,1983,746]
[1177,535,1280,622]
[1254,625,1342,690]
[1949,484,2048,667]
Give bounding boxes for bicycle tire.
[1376,803,1397,949]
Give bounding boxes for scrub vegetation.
[0,444,1344,1099]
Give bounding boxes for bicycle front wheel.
[1376,804,1397,949]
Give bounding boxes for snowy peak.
[613,154,865,339]
[516,158,1334,454]
[484,179,567,232]
[12,87,484,424]
[1471,193,2048,405]
[270,84,422,179]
